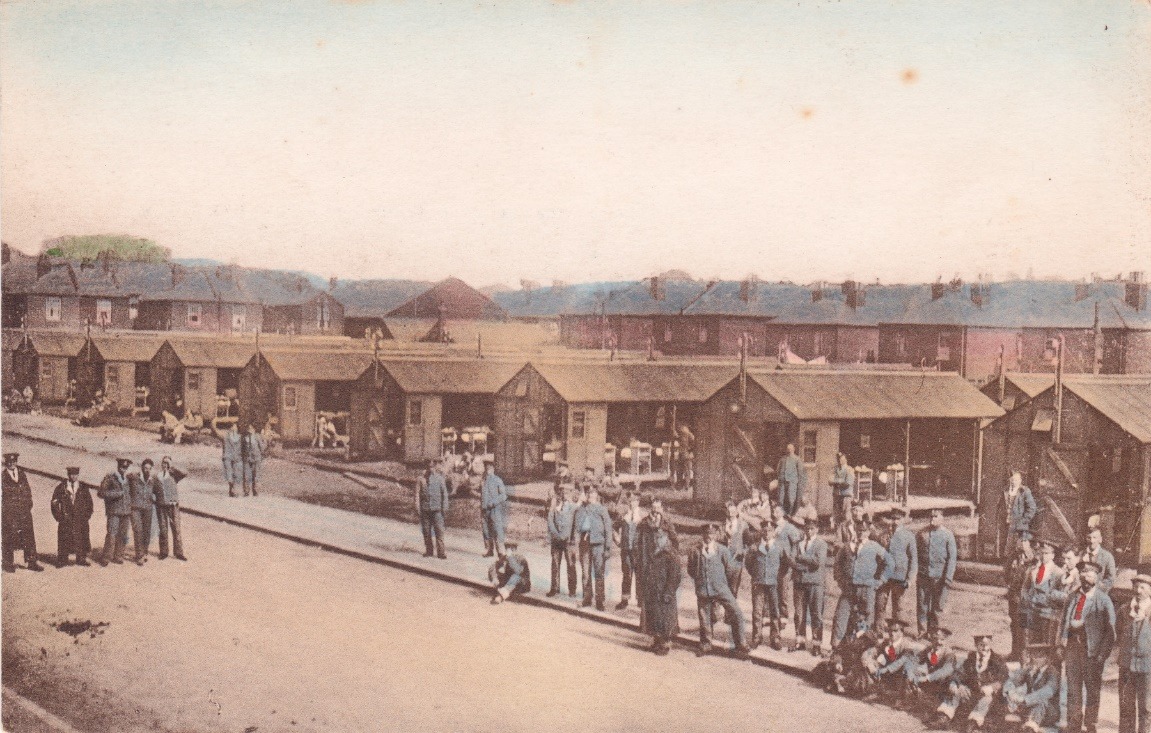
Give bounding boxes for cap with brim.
[790,516,806,528]
[930,627,953,639]
[3,452,18,461]
[1078,560,1102,573]
[66,466,80,474]
[1134,574,1151,587]
[886,618,908,630]
[889,507,909,519]
[116,458,133,466]
[973,634,993,642]
[504,541,518,550]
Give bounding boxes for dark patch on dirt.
[53,619,110,640]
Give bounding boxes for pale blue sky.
[2,0,1148,285]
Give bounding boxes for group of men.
[1,452,187,572]
[220,422,266,498]
[416,455,510,564]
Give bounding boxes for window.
[655,405,667,430]
[41,361,54,380]
[936,334,951,362]
[860,434,871,449]
[663,325,672,343]
[105,365,119,391]
[187,303,202,328]
[95,299,113,325]
[128,296,139,321]
[186,371,201,391]
[45,297,62,322]
[895,334,907,358]
[813,332,825,355]
[802,429,817,463]
[571,410,586,439]
[318,299,330,330]
[283,386,297,410]
[407,399,422,426]
[698,325,709,344]
[231,305,246,332]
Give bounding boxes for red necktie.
[929,651,939,666]
[1074,593,1086,620]
[886,646,897,661]
[1036,565,1045,583]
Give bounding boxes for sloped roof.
[379,359,525,394]
[27,265,77,296]
[331,279,433,318]
[25,331,88,357]
[1064,379,1151,444]
[382,318,560,350]
[239,270,327,307]
[259,350,375,382]
[1002,373,1057,399]
[164,339,257,368]
[746,370,1004,420]
[898,280,1146,329]
[140,270,218,302]
[111,262,175,295]
[1,259,41,294]
[602,279,712,316]
[530,361,737,403]
[89,335,166,363]
[493,283,612,319]
[386,277,506,320]
[70,264,123,297]
[205,268,260,305]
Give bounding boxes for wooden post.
[1053,335,1065,444]
[903,419,911,506]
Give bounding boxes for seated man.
[488,541,531,605]
[865,618,916,701]
[1002,644,1060,733]
[903,627,959,713]
[825,618,887,697]
[934,633,1009,731]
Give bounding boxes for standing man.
[479,458,508,558]
[838,501,868,547]
[776,443,806,516]
[877,508,917,626]
[916,508,957,636]
[222,423,243,498]
[792,515,828,655]
[488,541,530,604]
[50,466,93,567]
[772,504,803,631]
[1006,538,1037,661]
[1022,539,1063,646]
[152,456,187,561]
[1003,470,1038,559]
[547,483,578,598]
[97,458,133,566]
[573,487,612,611]
[688,523,749,658]
[1082,527,1117,595]
[2,452,43,573]
[614,492,644,609]
[1060,559,1117,733]
[1119,572,1151,733]
[417,459,449,559]
[718,500,749,598]
[644,529,681,656]
[842,522,890,640]
[127,458,156,565]
[829,452,855,530]
[744,523,788,650]
[242,423,267,497]
[636,499,678,628]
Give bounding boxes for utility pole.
[1053,335,1065,444]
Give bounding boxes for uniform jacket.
[98,471,132,516]
[222,430,242,462]
[50,480,93,523]
[2,466,33,513]
[1022,561,1064,620]
[884,527,918,584]
[719,517,748,561]
[1083,546,1117,595]
[917,526,957,582]
[744,538,790,586]
[956,650,1008,691]
[1059,586,1117,660]
[830,465,855,496]
[548,500,577,543]
[847,539,890,588]
[688,543,738,598]
[480,473,508,510]
[491,554,531,592]
[573,503,613,546]
[241,432,266,463]
[792,535,828,586]
[153,469,183,505]
[915,645,959,683]
[871,636,915,676]
[1003,663,1059,708]
[644,547,682,637]
[1118,601,1151,673]
[637,515,679,573]
[775,519,802,556]
[615,510,644,552]
[1002,486,1038,535]
[777,454,806,485]
[128,472,155,509]
[419,473,450,512]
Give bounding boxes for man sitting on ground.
[489,541,531,605]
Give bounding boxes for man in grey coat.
[688,523,749,658]
[916,508,957,635]
[877,507,917,626]
[241,424,267,497]
[127,459,156,564]
[776,443,806,516]
[416,459,449,559]
[152,456,186,561]
[1060,559,1117,733]
[222,423,243,497]
[547,483,578,598]
[98,458,133,566]
[573,487,613,611]
[1120,573,1151,733]
[479,459,508,557]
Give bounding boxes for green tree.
[42,235,170,262]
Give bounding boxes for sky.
[2,0,1149,287]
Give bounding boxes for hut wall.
[278,380,316,443]
[38,355,73,403]
[493,365,566,481]
[796,420,840,516]
[102,360,138,411]
[403,394,442,463]
[565,402,608,477]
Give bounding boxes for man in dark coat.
[933,633,1009,730]
[98,458,133,565]
[1060,559,1117,733]
[1119,572,1151,733]
[643,528,681,656]
[636,499,678,624]
[128,459,156,564]
[2,452,44,572]
[50,466,93,566]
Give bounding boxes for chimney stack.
[740,275,758,303]
[171,263,184,288]
[36,253,52,279]
[1126,271,1147,311]
[931,280,945,301]
[329,276,338,291]
[811,281,825,302]
[1074,281,1091,303]
[842,280,866,309]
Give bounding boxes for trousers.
[877,579,910,625]
[1120,668,1151,733]
[750,584,782,645]
[619,547,638,602]
[1066,635,1106,733]
[917,577,949,633]
[156,504,184,558]
[795,582,825,642]
[481,504,506,556]
[579,538,607,607]
[419,509,446,557]
[551,540,577,595]
[1,511,38,566]
[101,514,129,563]
[698,589,746,649]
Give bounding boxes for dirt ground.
[3,507,926,733]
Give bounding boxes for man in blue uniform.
[417,459,449,559]
[489,541,530,604]
[689,523,749,658]
[1003,644,1061,733]
[573,487,612,611]
[221,423,243,497]
[776,443,806,516]
[718,500,749,598]
[547,483,578,598]
[934,632,1008,730]
[241,423,267,497]
[877,507,917,627]
[479,458,508,557]
[1002,470,1038,559]
[152,456,187,560]
[916,508,957,636]
[614,492,644,609]
[1119,572,1151,733]
[833,521,890,645]
[127,459,156,564]
[792,515,828,655]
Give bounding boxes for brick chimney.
[811,281,825,302]
[931,281,945,301]
[1074,281,1091,303]
[36,253,52,279]
[329,276,338,291]
[740,275,758,303]
[1126,271,1147,311]
[171,263,185,287]
[842,280,865,309]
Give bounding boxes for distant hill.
[479,283,514,296]
[44,235,170,263]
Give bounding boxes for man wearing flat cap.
[2,452,44,572]
[98,458,133,565]
[878,507,918,628]
[1060,559,1116,733]
[1022,538,1064,646]
[791,515,828,655]
[1002,643,1061,733]
[1119,572,1151,733]
[50,466,93,566]
[934,632,1008,730]
[479,458,508,558]
[688,522,749,658]
[488,540,530,604]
